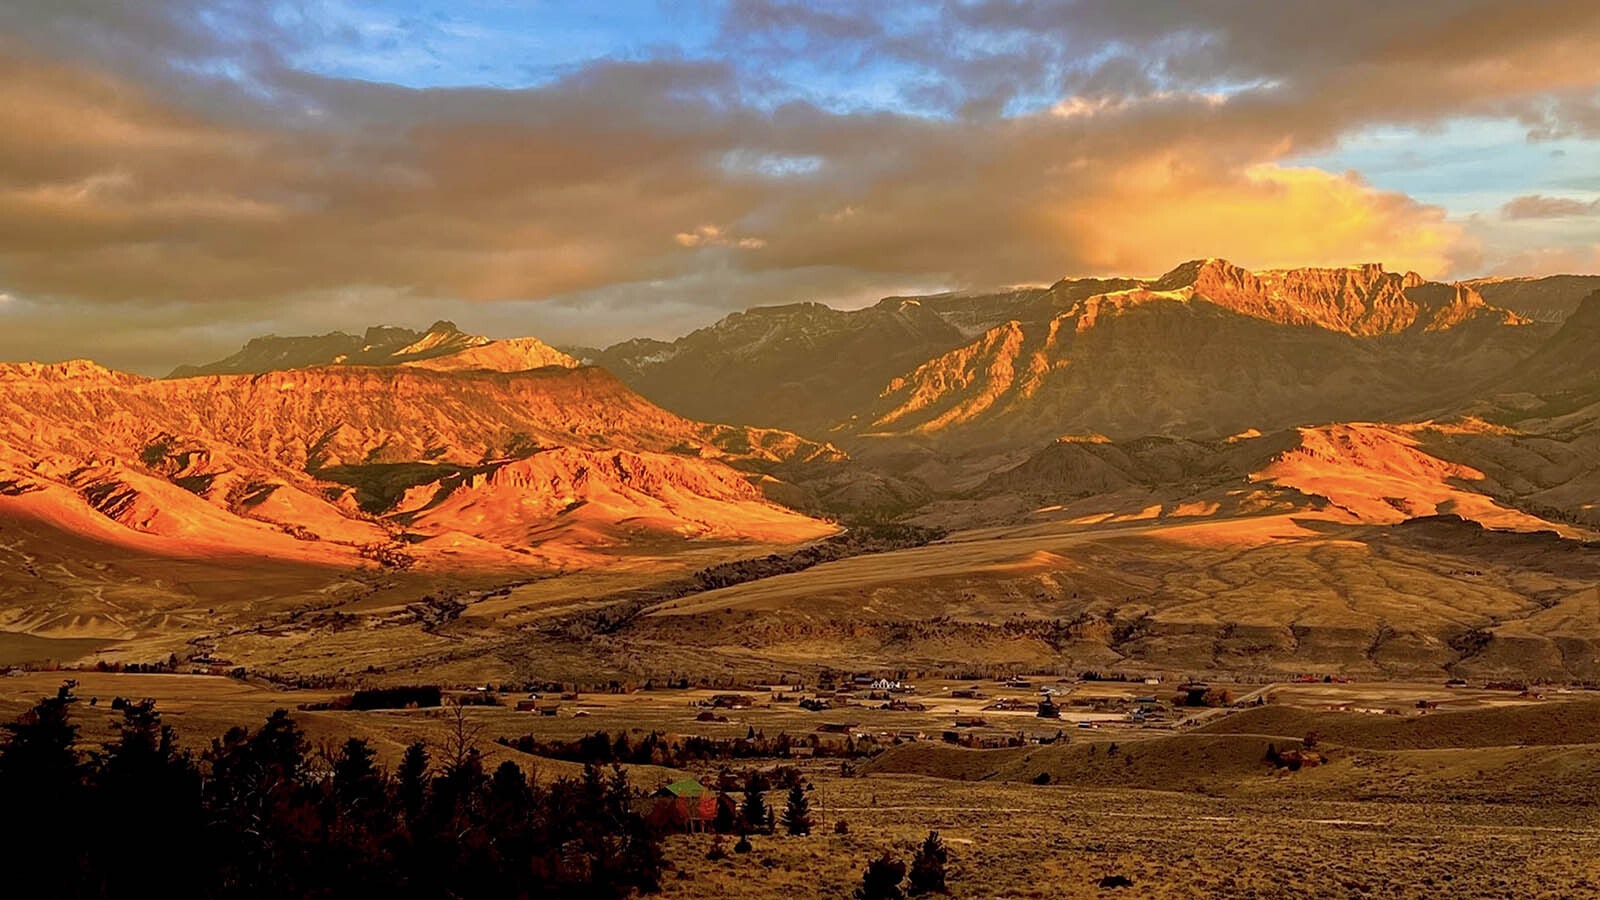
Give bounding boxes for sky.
[0,0,1598,373]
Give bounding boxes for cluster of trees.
[695,767,813,838]
[349,684,444,709]
[0,682,664,899]
[1175,685,1232,707]
[88,655,183,674]
[498,729,874,767]
[853,832,950,899]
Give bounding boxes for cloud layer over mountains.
[1,1,1598,371]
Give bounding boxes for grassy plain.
[5,670,1600,897]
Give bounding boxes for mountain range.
[587,260,1562,453]
[3,259,1599,680]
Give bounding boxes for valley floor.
[5,671,1600,898]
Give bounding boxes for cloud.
[674,225,767,249]
[1501,194,1600,219]
[0,1,1597,371]
[1486,243,1600,276]
[1058,163,1475,278]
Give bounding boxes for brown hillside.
[1199,699,1600,750]
[0,361,838,578]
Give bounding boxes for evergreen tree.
[741,774,770,834]
[92,698,204,898]
[397,740,430,825]
[781,782,812,835]
[0,682,86,892]
[714,791,737,833]
[0,680,81,788]
[490,759,531,807]
[0,697,668,900]
[908,831,950,895]
[331,736,385,821]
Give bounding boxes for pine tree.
[0,680,81,788]
[490,759,531,807]
[908,831,950,895]
[0,681,85,890]
[741,778,769,834]
[397,741,430,824]
[781,782,812,835]
[332,737,384,818]
[714,791,737,833]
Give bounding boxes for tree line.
[497,729,876,767]
[0,682,664,899]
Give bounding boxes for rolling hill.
[0,360,841,577]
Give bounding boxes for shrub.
[781,783,812,835]
[854,852,907,900]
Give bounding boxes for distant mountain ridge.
[1467,275,1600,323]
[596,259,1560,450]
[169,320,577,378]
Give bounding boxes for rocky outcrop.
[592,259,1536,455]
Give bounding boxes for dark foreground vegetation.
[0,682,663,899]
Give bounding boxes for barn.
[643,779,730,833]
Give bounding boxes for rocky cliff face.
[860,260,1537,451]
[403,336,577,372]
[1157,259,1517,335]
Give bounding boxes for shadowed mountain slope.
[1467,274,1600,323]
